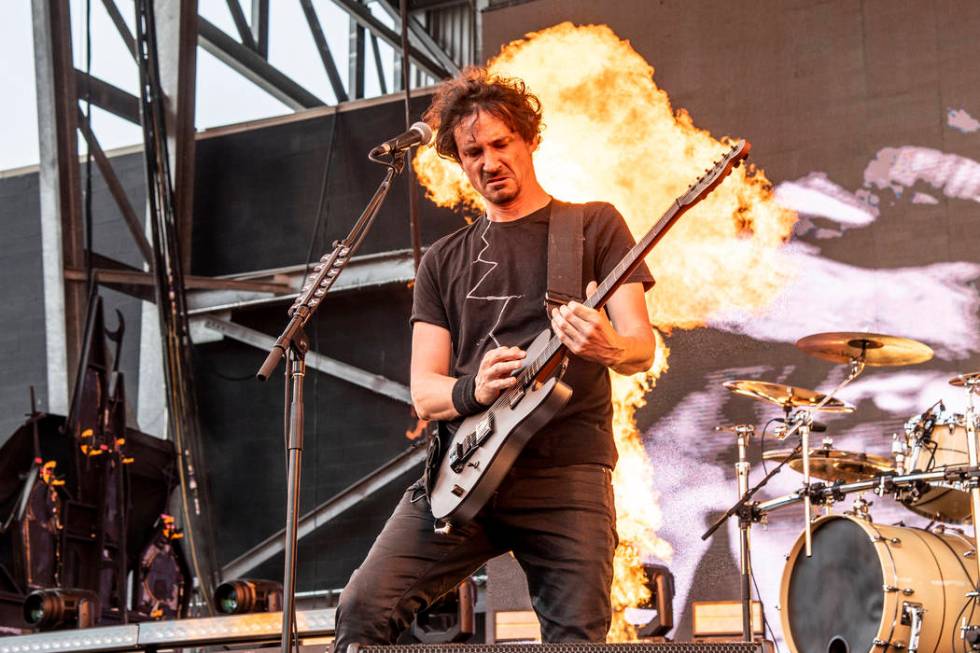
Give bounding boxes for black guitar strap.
[545,200,585,313]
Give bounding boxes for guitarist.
[333,67,655,650]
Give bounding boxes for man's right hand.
[474,346,526,406]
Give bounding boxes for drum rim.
[779,514,897,653]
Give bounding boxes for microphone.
[370,121,433,157]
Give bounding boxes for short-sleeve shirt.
[411,200,654,469]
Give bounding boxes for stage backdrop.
[480,0,980,644]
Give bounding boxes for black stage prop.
[0,294,189,632]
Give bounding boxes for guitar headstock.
[679,140,751,207]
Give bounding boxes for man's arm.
[550,281,655,375]
[410,322,526,421]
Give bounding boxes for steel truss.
[31,0,478,598]
[33,0,478,407]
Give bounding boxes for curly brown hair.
[423,66,543,163]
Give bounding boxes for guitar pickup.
[475,413,494,443]
[449,416,494,473]
[508,386,526,408]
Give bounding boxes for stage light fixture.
[409,578,476,643]
[22,588,100,630]
[624,563,675,639]
[213,579,283,615]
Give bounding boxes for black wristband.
[452,374,488,417]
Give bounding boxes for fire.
[414,23,796,640]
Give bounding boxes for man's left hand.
[550,281,626,368]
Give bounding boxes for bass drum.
[780,515,976,653]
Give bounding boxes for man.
[333,67,655,651]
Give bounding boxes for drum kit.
[700,331,980,653]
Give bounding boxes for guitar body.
[429,329,572,525]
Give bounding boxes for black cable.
[952,595,973,653]
[307,112,339,611]
[303,113,340,270]
[759,417,779,476]
[399,0,423,272]
[749,564,780,652]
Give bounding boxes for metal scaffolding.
[30,0,481,600]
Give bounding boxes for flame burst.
[415,23,796,640]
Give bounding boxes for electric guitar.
[429,140,752,526]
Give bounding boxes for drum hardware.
[702,429,803,642]
[780,514,976,653]
[902,602,924,653]
[949,371,980,388]
[790,331,934,558]
[951,370,980,627]
[706,423,759,642]
[844,495,874,521]
[763,446,893,484]
[722,380,856,414]
[756,467,973,516]
[716,333,949,652]
[795,331,935,367]
[962,625,980,651]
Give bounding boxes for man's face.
[453,110,538,207]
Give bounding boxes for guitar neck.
[504,140,749,404]
[585,200,683,312]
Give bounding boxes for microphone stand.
[256,150,407,653]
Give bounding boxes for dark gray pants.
[333,463,617,653]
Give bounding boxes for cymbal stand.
[778,356,866,557]
[703,426,802,642]
[734,424,755,642]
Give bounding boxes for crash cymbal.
[763,448,894,483]
[949,371,980,388]
[796,332,933,366]
[723,380,855,413]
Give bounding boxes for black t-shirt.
[410,200,654,469]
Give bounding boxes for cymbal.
[763,448,894,483]
[796,332,933,366]
[723,380,855,413]
[950,371,980,387]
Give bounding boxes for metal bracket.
[903,602,924,653]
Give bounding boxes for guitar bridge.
[449,413,494,473]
